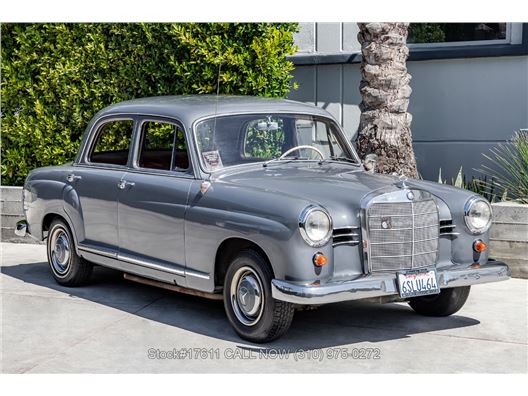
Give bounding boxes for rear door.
[117,118,195,280]
[67,118,135,253]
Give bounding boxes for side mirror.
[363,154,378,173]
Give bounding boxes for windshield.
[194,113,358,171]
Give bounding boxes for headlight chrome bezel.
[298,205,333,247]
[464,196,493,234]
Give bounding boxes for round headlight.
[464,197,492,234]
[299,206,332,247]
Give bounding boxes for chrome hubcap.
[230,266,264,326]
[50,228,71,276]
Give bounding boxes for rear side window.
[138,121,189,172]
[89,120,134,166]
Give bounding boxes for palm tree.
[356,23,418,178]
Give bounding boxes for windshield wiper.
[262,156,312,167]
[318,156,359,165]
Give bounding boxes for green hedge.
[1,23,298,185]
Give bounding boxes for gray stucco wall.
[289,23,528,181]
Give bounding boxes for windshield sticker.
[202,150,223,171]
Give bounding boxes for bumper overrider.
[271,261,510,305]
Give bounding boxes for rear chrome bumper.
[15,220,28,237]
[271,261,510,305]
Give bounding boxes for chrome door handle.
[67,174,82,183]
[117,180,135,190]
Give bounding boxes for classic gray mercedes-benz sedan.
[17,96,510,342]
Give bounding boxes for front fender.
[184,181,336,292]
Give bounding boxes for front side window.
[195,113,355,172]
[89,119,134,166]
[138,121,189,171]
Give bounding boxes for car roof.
[96,95,336,126]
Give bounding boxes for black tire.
[47,218,93,286]
[409,286,471,317]
[223,250,295,343]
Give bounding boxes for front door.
[117,119,194,279]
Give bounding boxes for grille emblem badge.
[407,191,415,201]
[381,217,392,229]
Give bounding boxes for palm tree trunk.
[356,23,418,178]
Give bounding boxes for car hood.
[213,162,475,226]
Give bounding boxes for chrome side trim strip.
[185,269,211,280]
[79,245,210,280]
[117,253,185,277]
[78,244,117,259]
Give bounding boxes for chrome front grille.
[367,196,439,272]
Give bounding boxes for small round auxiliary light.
[313,253,328,267]
[473,239,488,253]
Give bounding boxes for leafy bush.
[1,23,298,185]
[478,131,528,204]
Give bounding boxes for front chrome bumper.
[271,261,510,305]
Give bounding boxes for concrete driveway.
[1,242,527,373]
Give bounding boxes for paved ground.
[1,242,527,373]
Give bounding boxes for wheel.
[408,286,471,317]
[47,218,93,286]
[223,250,295,343]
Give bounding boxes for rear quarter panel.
[24,165,82,246]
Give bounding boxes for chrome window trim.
[191,111,362,175]
[81,116,137,168]
[132,117,193,175]
[76,112,201,179]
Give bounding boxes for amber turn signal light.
[473,239,488,253]
[313,253,328,267]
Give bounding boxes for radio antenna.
[212,61,222,140]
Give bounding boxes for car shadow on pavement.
[2,261,481,351]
